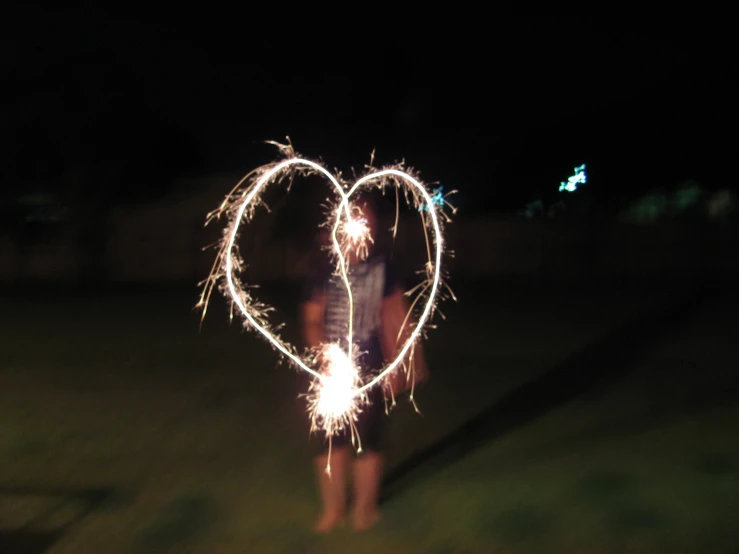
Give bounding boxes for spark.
[198,141,455,455]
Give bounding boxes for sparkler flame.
[316,344,359,420]
[198,141,456,453]
[345,218,367,241]
[340,214,373,261]
[307,343,364,441]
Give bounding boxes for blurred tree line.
[1,46,207,282]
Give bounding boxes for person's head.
[341,193,377,265]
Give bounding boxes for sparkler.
[198,141,455,463]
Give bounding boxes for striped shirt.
[304,254,400,370]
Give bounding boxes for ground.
[0,279,737,553]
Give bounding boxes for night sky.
[3,9,736,215]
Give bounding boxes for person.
[300,194,427,533]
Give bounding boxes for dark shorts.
[312,383,386,456]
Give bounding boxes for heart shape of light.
[199,147,449,444]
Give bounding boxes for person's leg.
[351,387,385,531]
[314,443,351,533]
[352,449,383,530]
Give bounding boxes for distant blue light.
[420,187,445,211]
[559,164,587,192]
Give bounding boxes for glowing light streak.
[223,157,348,382]
[198,142,455,454]
[344,169,444,394]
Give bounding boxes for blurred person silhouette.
[300,193,428,533]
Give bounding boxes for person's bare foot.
[314,512,344,534]
[352,508,381,532]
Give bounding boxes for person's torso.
[323,256,388,368]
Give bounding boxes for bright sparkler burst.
[307,343,365,439]
[198,141,456,450]
[339,208,373,261]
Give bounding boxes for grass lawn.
[0,280,736,553]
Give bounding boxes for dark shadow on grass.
[381,287,707,503]
[0,487,115,554]
[573,471,639,500]
[133,492,218,552]
[526,382,739,470]
[604,502,668,534]
[693,452,739,476]
[486,505,556,543]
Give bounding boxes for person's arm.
[380,287,429,394]
[301,292,326,349]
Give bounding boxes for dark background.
[3,9,735,220]
[1,10,738,552]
